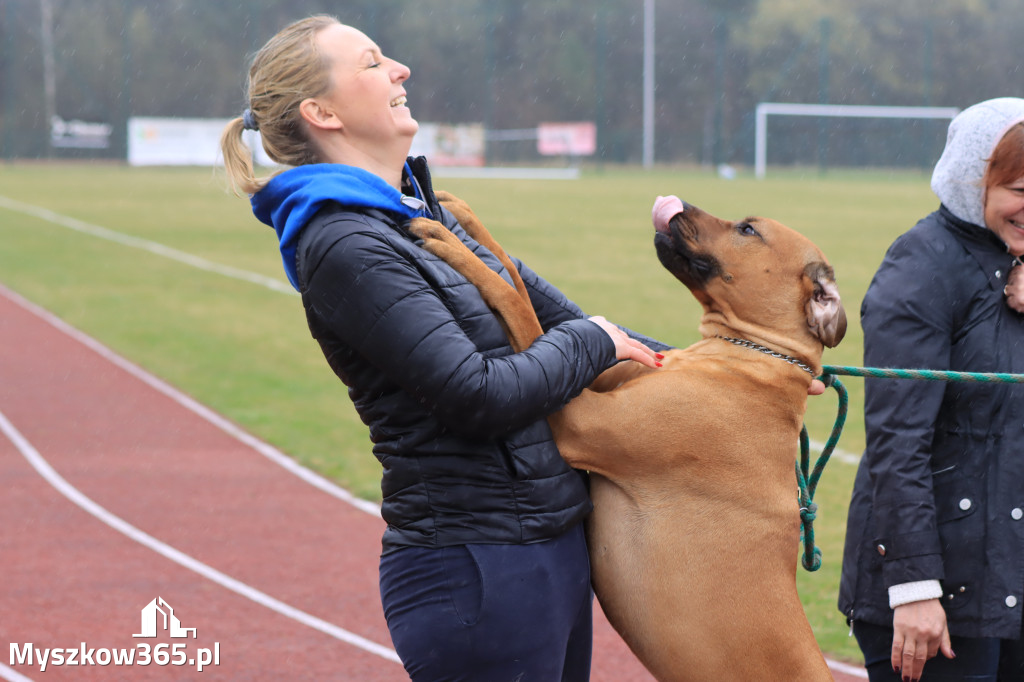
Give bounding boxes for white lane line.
[0,283,382,519]
[0,191,866,468]
[827,658,869,678]
[0,409,401,665]
[0,194,296,296]
[0,194,866,462]
[0,208,867,676]
[809,438,860,466]
[0,196,865,460]
[0,662,35,682]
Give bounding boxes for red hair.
[985,122,1024,188]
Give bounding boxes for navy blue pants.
[379,524,593,682]
[854,618,1024,681]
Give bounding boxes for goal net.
[754,103,960,178]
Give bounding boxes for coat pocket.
[933,472,980,525]
[933,473,983,613]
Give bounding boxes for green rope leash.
[797,374,847,572]
[822,365,1024,384]
[796,365,1024,572]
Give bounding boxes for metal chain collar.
[716,335,817,377]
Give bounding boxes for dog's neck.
[699,318,822,375]
[715,335,816,377]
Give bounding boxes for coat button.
[1007,596,1018,608]
[959,498,972,511]
[1013,508,1023,521]
[876,544,886,556]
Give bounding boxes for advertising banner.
[409,123,485,166]
[128,117,272,167]
[537,122,596,156]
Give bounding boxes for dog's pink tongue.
[652,195,684,234]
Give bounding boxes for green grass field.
[0,162,940,664]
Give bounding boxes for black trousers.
[379,524,593,682]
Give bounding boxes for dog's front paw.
[436,191,478,225]
[408,217,449,241]
[436,190,468,211]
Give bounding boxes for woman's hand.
[589,316,830,395]
[1005,262,1024,312]
[588,316,662,369]
[808,379,826,395]
[891,599,954,681]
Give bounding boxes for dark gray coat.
[295,160,666,551]
[838,206,1024,638]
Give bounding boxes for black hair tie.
[242,108,259,131]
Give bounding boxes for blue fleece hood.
[251,162,428,290]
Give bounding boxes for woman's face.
[984,174,1024,257]
[313,24,417,150]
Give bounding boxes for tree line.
[1,0,1021,166]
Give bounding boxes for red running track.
[0,283,865,681]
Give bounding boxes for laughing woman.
[839,98,1024,682]
[219,15,666,681]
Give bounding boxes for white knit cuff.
[889,580,943,609]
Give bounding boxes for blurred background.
[3,0,1022,172]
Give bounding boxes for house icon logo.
[132,597,197,639]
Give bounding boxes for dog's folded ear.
[804,262,847,348]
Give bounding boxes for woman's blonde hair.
[220,15,339,195]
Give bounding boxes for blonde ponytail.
[220,15,340,196]
[220,116,263,195]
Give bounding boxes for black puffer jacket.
[838,206,1024,638]
[295,159,659,551]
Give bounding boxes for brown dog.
[410,193,846,681]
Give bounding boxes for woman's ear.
[299,98,343,131]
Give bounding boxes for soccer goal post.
[754,103,960,179]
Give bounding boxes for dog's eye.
[736,222,759,237]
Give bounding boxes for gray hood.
[931,97,1024,227]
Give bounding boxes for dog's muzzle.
[654,217,721,289]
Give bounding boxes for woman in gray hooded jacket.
[838,98,1024,682]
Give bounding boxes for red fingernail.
[655,353,665,359]
[655,362,663,367]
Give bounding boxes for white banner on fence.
[128,117,484,168]
[409,123,485,166]
[128,117,272,167]
[537,122,596,156]
[51,116,113,149]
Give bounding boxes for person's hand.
[587,314,830,387]
[1005,262,1024,313]
[891,599,954,681]
[588,316,663,369]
